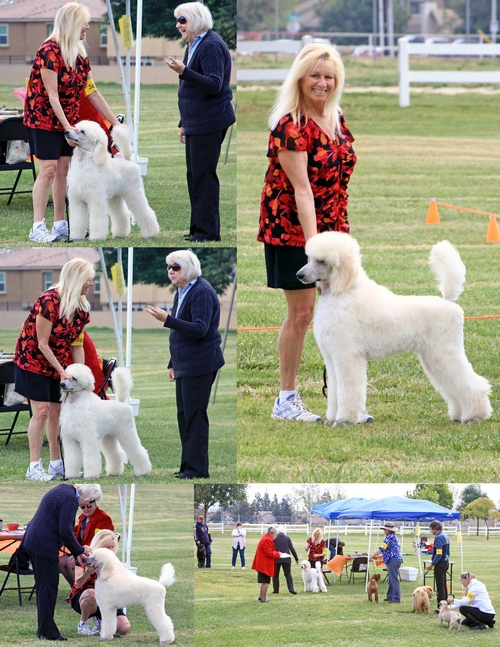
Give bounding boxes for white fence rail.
[398,37,500,107]
[207,523,459,535]
[467,526,500,536]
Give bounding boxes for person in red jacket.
[252,526,284,603]
[59,484,114,585]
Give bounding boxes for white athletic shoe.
[47,462,65,477]
[91,618,101,635]
[78,621,93,635]
[51,220,69,238]
[271,388,321,422]
[29,219,58,243]
[26,462,56,482]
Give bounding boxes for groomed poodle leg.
[60,435,83,478]
[117,421,152,476]
[67,196,90,240]
[87,196,110,241]
[144,604,175,645]
[321,357,338,424]
[108,196,132,238]
[332,355,368,425]
[81,433,103,479]
[123,188,160,238]
[99,606,118,640]
[99,435,126,476]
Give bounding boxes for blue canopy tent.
[337,496,462,587]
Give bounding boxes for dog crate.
[400,566,418,581]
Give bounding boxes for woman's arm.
[40,68,74,131]
[36,315,71,380]
[74,563,95,588]
[277,150,317,242]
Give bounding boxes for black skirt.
[264,243,316,290]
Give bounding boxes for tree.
[315,0,409,34]
[237,0,271,31]
[462,497,496,539]
[447,0,498,37]
[99,247,236,296]
[194,484,247,520]
[457,484,488,511]
[108,0,236,49]
[407,484,454,509]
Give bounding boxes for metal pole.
[491,0,498,44]
[465,0,470,36]
[387,0,394,57]
[378,0,385,55]
[275,0,279,40]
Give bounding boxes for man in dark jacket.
[195,515,212,568]
[23,484,88,641]
[272,526,299,594]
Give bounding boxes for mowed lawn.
[237,76,500,483]
[0,327,236,483]
[0,83,236,247]
[195,527,500,647]
[0,483,194,647]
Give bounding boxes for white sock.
[32,221,44,230]
[279,390,295,404]
[29,460,41,470]
[53,220,66,230]
[50,459,63,468]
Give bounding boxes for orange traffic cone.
[486,214,500,243]
[426,199,440,224]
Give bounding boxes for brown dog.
[438,600,462,630]
[367,573,381,602]
[412,585,433,613]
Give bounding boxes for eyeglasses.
[80,500,96,510]
[176,16,187,24]
[167,263,182,272]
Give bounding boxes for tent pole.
[126,248,133,369]
[99,247,124,367]
[211,270,236,405]
[104,0,132,126]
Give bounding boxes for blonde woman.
[449,571,496,630]
[257,44,367,423]
[24,2,121,242]
[14,257,95,480]
[305,527,327,566]
[69,529,130,636]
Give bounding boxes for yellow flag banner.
[456,531,462,544]
[118,15,134,49]
[111,263,126,295]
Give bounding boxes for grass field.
[0,327,236,484]
[237,64,500,483]
[0,483,194,647]
[195,526,500,647]
[0,83,236,247]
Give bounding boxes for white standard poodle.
[91,547,175,643]
[59,363,152,478]
[300,560,327,593]
[296,232,492,426]
[65,120,160,241]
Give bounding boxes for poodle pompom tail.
[112,367,133,402]
[159,563,176,588]
[429,240,466,302]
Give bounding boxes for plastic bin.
[400,566,418,581]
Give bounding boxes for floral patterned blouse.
[15,288,90,378]
[23,39,90,132]
[307,537,327,563]
[258,111,357,247]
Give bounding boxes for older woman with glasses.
[448,571,496,630]
[165,1,235,242]
[146,250,225,479]
[59,484,114,587]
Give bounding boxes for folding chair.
[97,357,117,400]
[0,545,36,606]
[345,557,369,583]
[0,361,32,445]
[0,116,37,205]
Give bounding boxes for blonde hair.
[53,257,94,321]
[166,250,202,283]
[90,529,118,553]
[48,2,90,69]
[75,483,102,503]
[460,571,475,588]
[174,2,213,34]
[268,43,345,133]
[312,527,323,543]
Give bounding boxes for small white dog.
[297,232,492,425]
[300,560,327,593]
[65,120,160,241]
[438,600,461,630]
[59,363,152,478]
[91,548,175,643]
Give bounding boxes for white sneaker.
[271,388,321,422]
[26,462,56,481]
[358,412,374,423]
[231,566,235,569]
[242,566,246,569]
[91,618,101,635]
[29,219,59,243]
[78,621,93,635]
[47,462,65,477]
[51,220,69,238]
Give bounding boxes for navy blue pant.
[176,371,217,478]
[30,553,61,639]
[434,560,449,606]
[185,129,227,240]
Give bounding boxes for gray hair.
[268,526,278,536]
[75,484,102,504]
[277,525,286,534]
[174,2,213,35]
[166,249,202,283]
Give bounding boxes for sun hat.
[380,522,398,532]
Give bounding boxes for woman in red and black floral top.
[258,43,357,423]
[305,527,327,567]
[14,257,95,481]
[24,2,121,243]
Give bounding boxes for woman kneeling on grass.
[69,529,130,636]
[449,571,496,630]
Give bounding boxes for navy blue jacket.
[23,484,85,560]
[164,277,225,378]
[178,29,235,135]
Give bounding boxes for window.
[0,25,8,46]
[93,274,101,294]
[100,26,107,48]
[0,272,5,293]
[46,23,53,38]
[43,272,52,291]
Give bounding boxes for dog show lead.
[369,522,403,604]
[13,257,95,481]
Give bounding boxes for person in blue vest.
[165,1,235,242]
[195,515,212,568]
[369,522,403,603]
[425,519,450,611]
